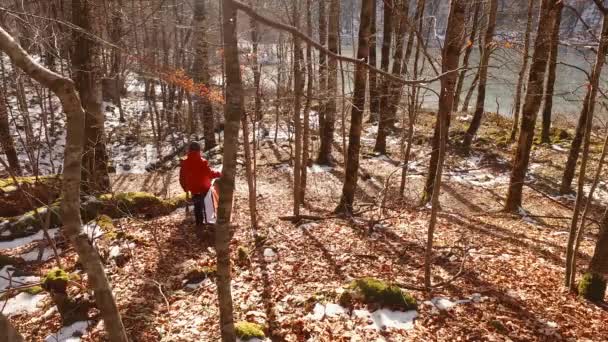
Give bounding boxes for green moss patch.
[237,246,250,266]
[578,272,607,302]
[42,268,71,293]
[347,277,417,310]
[235,321,265,340]
[23,285,44,295]
[184,265,217,284]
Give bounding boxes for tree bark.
[510,0,535,142]
[292,5,304,217]
[336,0,373,214]
[216,0,242,339]
[318,0,327,135]
[317,0,339,165]
[540,4,563,144]
[453,1,481,112]
[504,0,561,212]
[368,0,379,123]
[301,0,313,203]
[374,0,409,155]
[589,208,608,275]
[424,0,466,289]
[462,0,498,150]
[564,12,608,288]
[0,88,21,176]
[374,0,394,152]
[250,4,262,122]
[0,314,24,342]
[193,0,217,151]
[0,25,129,342]
[72,0,110,195]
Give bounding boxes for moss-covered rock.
[237,246,250,266]
[235,321,265,340]
[349,277,417,310]
[167,192,189,208]
[0,175,59,191]
[184,265,217,284]
[0,176,62,218]
[0,202,62,241]
[42,268,70,293]
[578,272,607,302]
[99,192,175,218]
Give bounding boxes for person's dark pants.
[192,193,207,225]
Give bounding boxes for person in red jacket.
[179,142,221,225]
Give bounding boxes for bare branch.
[232,0,460,85]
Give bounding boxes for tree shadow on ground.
[121,213,214,340]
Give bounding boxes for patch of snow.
[20,246,56,262]
[83,222,104,241]
[0,228,60,250]
[324,303,347,317]
[551,144,568,152]
[45,320,92,342]
[299,223,318,230]
[308,164,333,173]
[308,303,325,320]
[1,292,45,316]
[368,309,418,331]
[263,248,276,259]
[0,266,41,291]
[185,278,210,290]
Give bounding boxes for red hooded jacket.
[179,151,221,194]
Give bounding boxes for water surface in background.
[247,43,608,123]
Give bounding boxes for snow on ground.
[448,154,510,188]
[309,302,418,331]
[20,246,57,262]
[0,228,60,250]
[1,292,46,316]
[0,265,40,291]
[82,222,104,242]
[45,320,93,342]
[308,164,333,173]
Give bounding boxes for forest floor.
[4,108,608,341]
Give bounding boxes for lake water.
[249,42,605,123]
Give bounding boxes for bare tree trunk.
[72,0,110,195]
[504,0,561,213]
[292,5,304,217]
[374,0,394,152]
[510,0,535,142]
[564,12,608,288]
[0,25,129,342]
[569,132,608,288]
[216,0,242,339]
[317,0,339,165]
[424,0,466,289]
[0,89,21,175]
[241,111,257,228]
[453,1,481,112]
[589,208,608,275]
[374,0,409,154]
[0,314,24,342]
[250,4,262,121]
[368,0,379,123]
[301,0,313,203]
[540,4,562,144]
[460,68,479,112]
[193,0,217,151]
[462,0,498,150]
[336,0,373,214]
[403,0,425,74]
[318,0,327,134]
